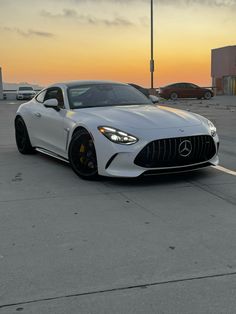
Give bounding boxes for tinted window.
[44,88,65,108]
[67,84,152,109]
[36,90,46,103]
[188,83,198,88]
[167,84,181,88]
[178,83,188,88]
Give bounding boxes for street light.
[150,0,155,89]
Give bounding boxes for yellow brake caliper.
[80,144,86,164]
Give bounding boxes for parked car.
[16,86,36,100]
[159,83,214,100]
[15,80,219,180]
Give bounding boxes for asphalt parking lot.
[0,96,236,313]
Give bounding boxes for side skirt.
[35,148,69,163]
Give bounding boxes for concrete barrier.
[1,90,41,101]
[3,91,17,100]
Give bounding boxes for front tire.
[69,129,98,180]
[170,92,178,101]
[15,117,35,154]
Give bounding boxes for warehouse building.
[211,45,236,95]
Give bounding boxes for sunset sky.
[0,0,236,87]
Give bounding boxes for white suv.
[16,86,36,100]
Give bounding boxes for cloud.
[41,8,78,19]
[58,0,236,7]
[3,27,54,37]
[0,0,10,5]
[161,0,236,6]
[2,0,236,7]
[41,9,134,26]
[103,17,133,26]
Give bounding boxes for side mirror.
[149,95,159,104]
[44,98,59,110]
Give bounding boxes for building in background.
[0,67,3,100]
[211,45,236,95]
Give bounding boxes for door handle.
[35,113,41,118]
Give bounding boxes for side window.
[171,83,183,88]
[189,84,198,89]
[44,88,65,109]
[35,90,47,103]
[172,83,181,89]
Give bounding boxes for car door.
[31,87,68,155]
[185,83,199,98]
[178,83,189,98]
[169,83,182,97]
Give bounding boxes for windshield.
[19,87,33,91]
[67,84,152,109]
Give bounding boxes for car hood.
[75,104,203,129]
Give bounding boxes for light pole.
[150,0,155,89]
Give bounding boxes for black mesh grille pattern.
[134,135,216,168]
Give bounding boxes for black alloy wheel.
[204,91,212,100]
[69,129,98,180]
[15,117,35,154]
[170,92,178,101]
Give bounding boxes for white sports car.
[15,81,219,179]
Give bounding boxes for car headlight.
[208,120,217,137]
[98,126,138,145]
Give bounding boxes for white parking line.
[213,165,236,176]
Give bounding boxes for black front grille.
[134,135,216,168]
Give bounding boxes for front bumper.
[99,150,219,178]
[96,130,219,178]
[17,94,35,100]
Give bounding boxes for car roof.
[164,82,197,88]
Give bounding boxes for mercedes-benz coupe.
[15,81,219,179]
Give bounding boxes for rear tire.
[15,117,35,154]
[170,92,178,101]
[69,129,98,180]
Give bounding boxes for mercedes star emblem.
[179,140,192,157]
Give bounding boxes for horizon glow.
[0,0,235,87]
